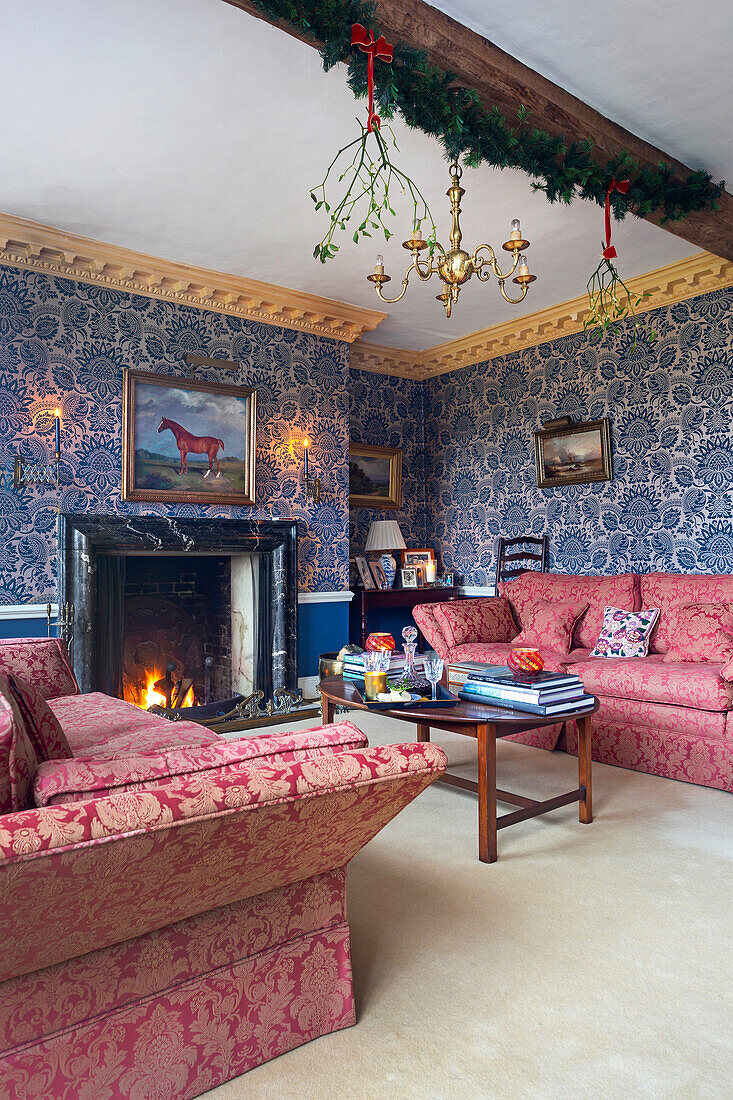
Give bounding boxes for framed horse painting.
[122,369,256,505]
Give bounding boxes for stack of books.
[343,651,426,683]
[449,661,593,716]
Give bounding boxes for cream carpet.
[209,712,733,1100]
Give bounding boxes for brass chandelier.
[367,160,536,317]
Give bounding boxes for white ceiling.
[1,0,723,351]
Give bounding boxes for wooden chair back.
[495,535,548,589]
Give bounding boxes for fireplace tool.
[47,602,75,662]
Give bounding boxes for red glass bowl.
[507,647,544,674]
[365,632,396,652]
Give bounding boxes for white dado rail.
[298,591,353,604]
[0,603,58,620]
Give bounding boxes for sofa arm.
[0,638,79,700]
[34,721,369,805]
[0,740,447,982]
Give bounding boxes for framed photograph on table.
[355,555,376,590]
[400,567,419,589]
[122,369,256,504]
[534,418,612,488]
[349,443,403,509]
[401,548,436,584]
[370,560,388,589]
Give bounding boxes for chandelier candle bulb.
[510,219,522,241]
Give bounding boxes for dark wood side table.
[319,675,597,864]
[350,586,460,650]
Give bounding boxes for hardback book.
[460,679,585,705]
[458,688,595,716]
[449,663,580,691]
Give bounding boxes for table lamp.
[364,519,406,588]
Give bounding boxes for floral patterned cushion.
[47,692,219,756]
[500,572,639,650]
[640,573,733,654]
[512,600,589,655]
[0,676,37,814]
[590,607,660,658]
[662,602,733,671]
[412,603,450,659]
[433,597,517,649]
[0,638,79,700]
[6,675,72,761]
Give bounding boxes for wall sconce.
[302,437,321,505]
[13,407,62,490]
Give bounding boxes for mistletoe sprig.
[584,253,656,346]
[251,0,724,224]
[310,120,436,262]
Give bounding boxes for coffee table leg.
[578,714,593,823]
[324,696,337,725]
[477,723,497,863]
[417,723,430,743]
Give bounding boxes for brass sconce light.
[302,437,321,505]
[13,407,62,490]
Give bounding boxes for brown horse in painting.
[158,417,225,477]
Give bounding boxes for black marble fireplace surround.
[58,515,298,698]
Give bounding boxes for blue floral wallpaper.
[0,266,350,603]
[349,368,428,555]
[353,287,733,584]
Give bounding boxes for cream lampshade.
[365,520,406,589]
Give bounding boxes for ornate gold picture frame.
[349,442,403,509]
[534,417,612,488]
[122,369,256,505]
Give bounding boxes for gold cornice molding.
[350,251,733,379]
[0,212,386,343]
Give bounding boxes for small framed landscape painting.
[122,370,256,505]
[534,418,612,488]
[349,443,403,509]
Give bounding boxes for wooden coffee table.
[319,675,598,863]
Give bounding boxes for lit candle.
[303,437,309,481]
[54,408,61,455]
[425,560,437,584]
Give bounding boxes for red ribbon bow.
[603,178,630,259]
[351,23,393,132]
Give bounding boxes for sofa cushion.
[499,573,639,650]
[0,638,79,699]
[590,606,660,659]
[412,603,449,660]
[6,674,72,761]
[570,654,733,712]
[663,602,733,670]
[433,597,517,649]
[0,676,37,813]
[48,692,218,756]
[512,599,588,655]
[448,642,571,674]
[640,573,733,654]
[33,722,370,806]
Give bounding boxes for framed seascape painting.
[349,443,403,509]
[534,418,612,489]
[122,370,256,505]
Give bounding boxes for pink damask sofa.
[0,638,446,1099]
[414,572,733,792]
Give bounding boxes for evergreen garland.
[251,0,724,224]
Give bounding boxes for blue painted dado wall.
[353,287,733,585]
[0,264,352,673]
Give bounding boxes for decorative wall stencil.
[0,266,350,602]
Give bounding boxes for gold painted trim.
[350,251,733,379]
[0,212,386,343]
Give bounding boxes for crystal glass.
[424,655,444,701]
[363,650,390,700]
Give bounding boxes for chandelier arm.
[373,259,420,304]
[497,280,529,305]
[490,250,521,282]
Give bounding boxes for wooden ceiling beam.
[226,0,732,260]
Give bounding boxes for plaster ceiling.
[1,0,722,351]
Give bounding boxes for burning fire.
[137,672,195,710]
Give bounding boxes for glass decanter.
[401,625,421,688]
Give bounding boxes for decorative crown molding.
[350,251,733,379]
[0,212,386,343]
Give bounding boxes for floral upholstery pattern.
[0,740,447,982]
[500,573,640,650]
[0,681,36,815]
[589,606,660,659]
[34,722,369,805]
[512,599,588,654]
[567,692,729,740]
[433,597,517,649]
[0,639,78,700]
[47,693,219,756]
[663,602,733,670]
[640,573,733,654]
[570,654,733,711]
[564,707,733,792]
[0,868,348,1050]
[412,603,449,659]
[5,676,72,761]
